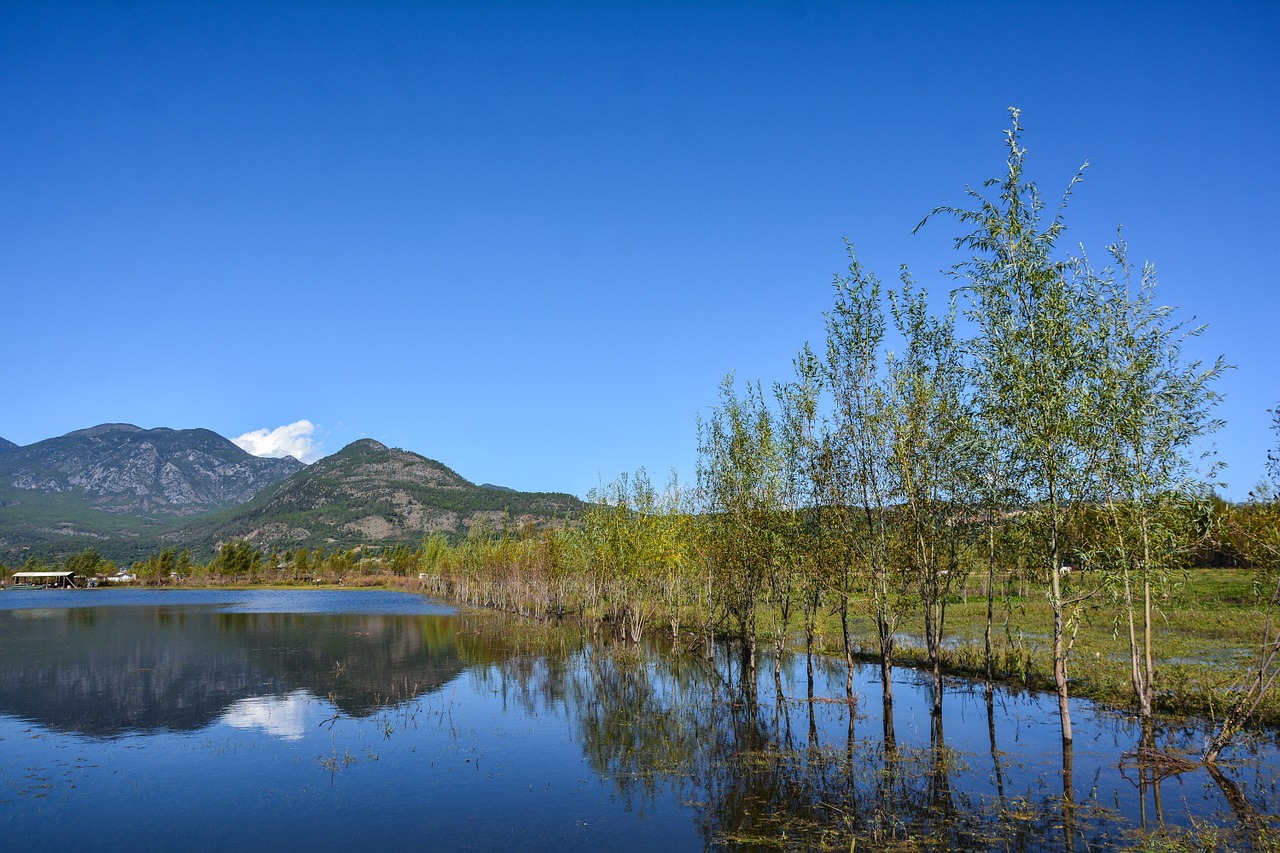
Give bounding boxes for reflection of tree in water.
[452,611,587,721]
[11,604,1276,847]
[430,619,1280,849]
[543,642,1011,849]
[575,650,722,816]
[472,632,1278,852]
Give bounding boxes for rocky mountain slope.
[165,438,583,555]
[0,424,303,513]
[0,437,16,453]
[0,424,304,561]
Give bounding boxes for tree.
[775,344,828,693]
[1205,404,1280,762]
[921,108,1100,745]
[210,540,262,577]
[64,547,108,579]
[822,247,903,706]
[137,548,178,585]
[649,471,698,645]
[697,374,785,682]
[583,469,663,642]
[1085,237,1225,724]
[885,277,972,717]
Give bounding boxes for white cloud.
[233,420,321,463]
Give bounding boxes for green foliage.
[697,374,787,663]
[209,540,263,577]
[63,548,110,577]
[1204,404,1280,760]
[581,468,699,642]
[905,108,1223,742]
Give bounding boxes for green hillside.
[162,439,583,558]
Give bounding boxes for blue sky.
[3,2,1277,500]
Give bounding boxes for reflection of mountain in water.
[0,605,464,737]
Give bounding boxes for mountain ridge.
[1,425,582,564]
[163,438,582,556]
[0,423,303,513]
[0,424,305,562]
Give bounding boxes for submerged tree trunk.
[1061,738,1077,853]
[929,699,955,825]
[882,692,898,763]
[985,516,997,683]
[805,618,815,700]
[1135,718,1165,831]
[840,597,855,703]
[1049,489,1074,745]
[985,683,1006,805]
[880,628,895,707]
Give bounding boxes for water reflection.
[0,603,464,736]
[221,690,315,740]
[484,630,1279,849]
[0,592,1277,851]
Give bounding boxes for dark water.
[0,590,1275,850]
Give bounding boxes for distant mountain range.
[0,424,583,564]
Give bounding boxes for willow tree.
[1085,238,1224,724]
[886,277,973,717]
[774,344,827,688]
[921,109,1100,745]
[583,470,665,642]
[823,247,904,705]
[697,374,786,680]
[602,468,700,644]
[652,472,698,645]
[1205,406,1280,763]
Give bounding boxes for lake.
[0,589,1275,850]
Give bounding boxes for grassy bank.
[785,567,1280,729]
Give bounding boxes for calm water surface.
[0,589,1275,850]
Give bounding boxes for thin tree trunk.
[841,597,855,703]
[985,515,996,683]
[1049,487,1074,745]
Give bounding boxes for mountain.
[165,439,583,555]
[0,437,16,453]
[0,423,303,514]
[0,424,304,562]
[0,427,583,564]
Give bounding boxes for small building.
[7,571,79,589]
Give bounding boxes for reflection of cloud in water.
[220,690,319,741]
